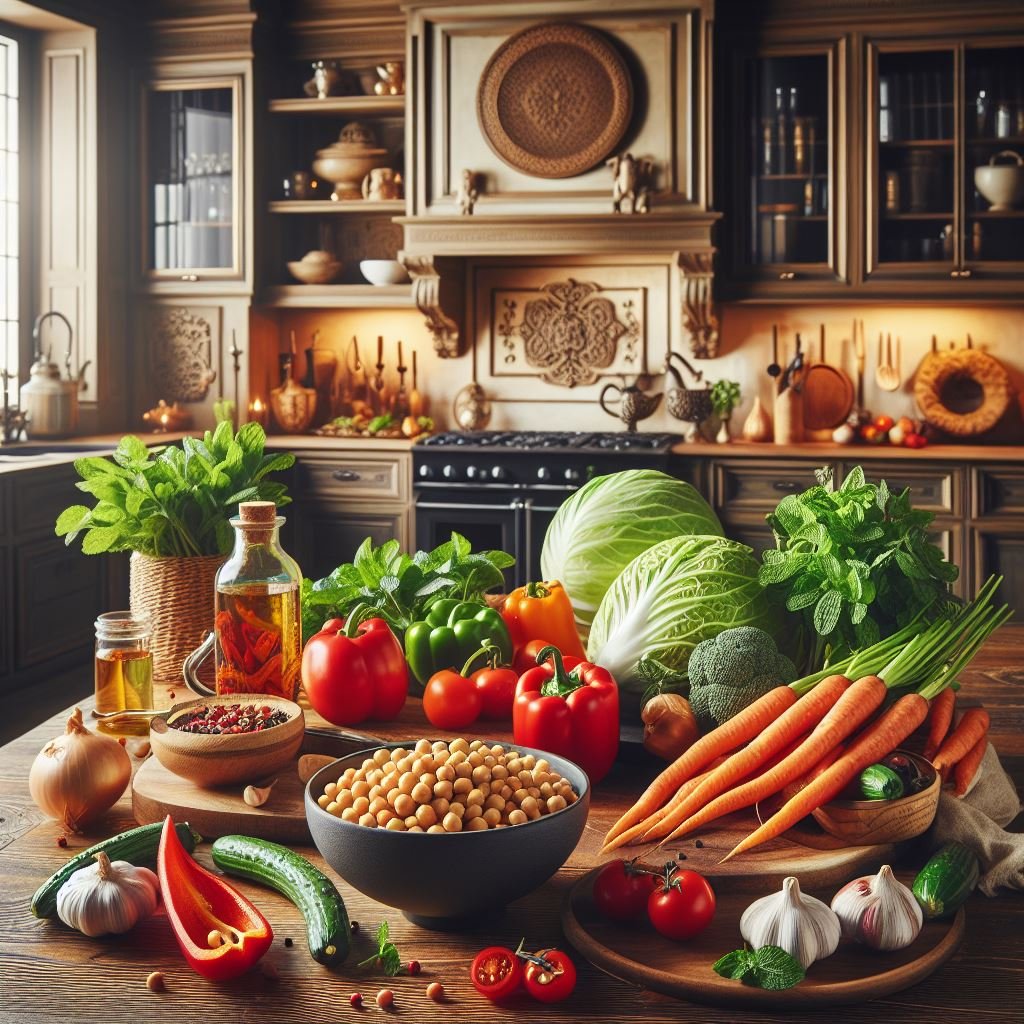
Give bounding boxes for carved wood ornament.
[678,252,719,360]
[402,255,461,358]
[148,307,218,401]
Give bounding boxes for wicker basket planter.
[129,552,224,686]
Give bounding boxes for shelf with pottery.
[267,96,404,116]
[268,199,404,215]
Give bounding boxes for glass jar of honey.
[94,611,154,736]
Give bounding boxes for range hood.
[398,0,720,360]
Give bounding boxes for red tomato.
[874,414,895,432]
[647,868,716,941]
[472,665,518,719]
[423,670,482,730]
[592,860,658,922]
[522,948,576,1003]
[470,946,522,1001]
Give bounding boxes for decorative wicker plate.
[477,22,633,179]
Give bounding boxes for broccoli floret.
[687,626,797,732]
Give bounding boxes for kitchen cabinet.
[283,446,413,582]
[718,0,1024,300]
[0,463,128,744]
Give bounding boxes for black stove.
[414,430,683,587]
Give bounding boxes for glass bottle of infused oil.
[94,611,154,736]
[213,501,302,701]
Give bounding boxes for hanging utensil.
[393,339,409,419]
[854,319,866,416]
[876,331,899,391]
[767,324,782,380]
[803,324,855,431]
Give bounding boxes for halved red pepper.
[157,815,272,981]
[513,645,619,784]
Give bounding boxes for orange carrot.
[639,675,852,844]
[655,676,886,844]
[933,707,990,779]
[923,687,956,761]
[721,692,930,861]
[601,685,799,849]
[953,731,988,796]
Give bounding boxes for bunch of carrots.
[602,576,1010,862]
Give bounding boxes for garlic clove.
[830,864,923,952]
[740,875,841,969]
[243,779,277,807]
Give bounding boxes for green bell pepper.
[405,599,513,687]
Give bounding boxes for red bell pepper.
[301,613,408,726]
[157,815,272,981]
[513,645,619,784]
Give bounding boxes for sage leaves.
[759,465,957,666]
[712,945,805,991]
[55,423,294,558]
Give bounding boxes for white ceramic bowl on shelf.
[288,250,344,284]
[359,259,410,286]
[974,150,1024,211]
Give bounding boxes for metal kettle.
[20,312,90,438]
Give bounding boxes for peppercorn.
[56,835,68,848]
[426,982,445,1002]
[284,936,293,948]
[408,960,421,975]
[695,839,704,848]
[350,993,363,1008]
[350,920,360,934]
[376,989,394,1009]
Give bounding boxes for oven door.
[415,494,525,591]
[521,498,565,583]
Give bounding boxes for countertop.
[1,629,1021,1023]
[670,439,1024,461]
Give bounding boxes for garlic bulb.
[830,864,922,951]
[740,876,841,969]
[56,852,159,937]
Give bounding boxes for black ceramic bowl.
[304,741,590,929]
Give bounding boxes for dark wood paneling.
[713,459,831,516]
[12,466,74,538]
[973,467,1024,518]
[0,546,10,677]
[291,502,406,582]
[974,528,1024,614]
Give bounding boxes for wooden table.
[2,629,1022,1024]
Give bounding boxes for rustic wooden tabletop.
[1,628,1021,1024]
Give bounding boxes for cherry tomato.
[521,947,576,1003]
[874,414,895,432]
[470,946,522,1001]
[423,670,482,730]
[592,859,658,922]
[472,665,518,719]
[647,868,716,941]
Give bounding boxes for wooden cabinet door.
[973,528,1024,614]
[291,503,409,583]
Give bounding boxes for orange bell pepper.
[501,580,586,661]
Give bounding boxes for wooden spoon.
[876,331,900,391]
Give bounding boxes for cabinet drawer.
[12,465,75,537]
[973,467,1024,518]
[15,536,106,668]
[296,454,409,502]
[972,527,1024,613]
[845,463,960,516]
[713,461,827,515]
[292,504,409,582]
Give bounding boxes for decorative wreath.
[913,349,1012,436]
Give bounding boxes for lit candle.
[377,335,384,363]
[397,339,403,365]
[248,397,267,426]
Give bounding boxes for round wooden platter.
[562,866,965,1009]
[803,362,856,430]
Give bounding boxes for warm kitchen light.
[248,396,268,426]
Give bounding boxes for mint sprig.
[358,921,402,977]
[712,945,805,991]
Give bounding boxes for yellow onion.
[29,708,131,832]
[642,693,699,762]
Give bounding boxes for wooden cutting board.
[803,362,855,430]
[562,865,965,1008]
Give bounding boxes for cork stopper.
[238,501,277,524]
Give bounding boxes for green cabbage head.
[540,469,722,634]
[587,534,780,693]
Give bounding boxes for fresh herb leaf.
[712,946,804,990]
[358,921,402,976]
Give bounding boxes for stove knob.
[537,466,551,482]
[490,466,507,482]
[442,464,458,480]
[418,464,435,480]
[564,467,581,483]
[466,465,486,480]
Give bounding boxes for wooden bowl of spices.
[149,694,304,788]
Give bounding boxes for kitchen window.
[0,30,16,407]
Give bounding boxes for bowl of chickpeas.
[304,737,589,928]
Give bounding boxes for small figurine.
[457,169,480,216]
[361,167,403,201]
[306,60,341,100]
[607,153,655,214]
[373,61,405,96]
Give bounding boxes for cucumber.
[859,763,905,800]
[211,835,350,968]
[912,842,980,920]
[32,821,200,919]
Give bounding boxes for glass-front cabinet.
[725,40,846,291]
[143,77,242,282]
[866,36,1024,288]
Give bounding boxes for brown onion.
[29,708,131,831]
[642,693,699,762]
